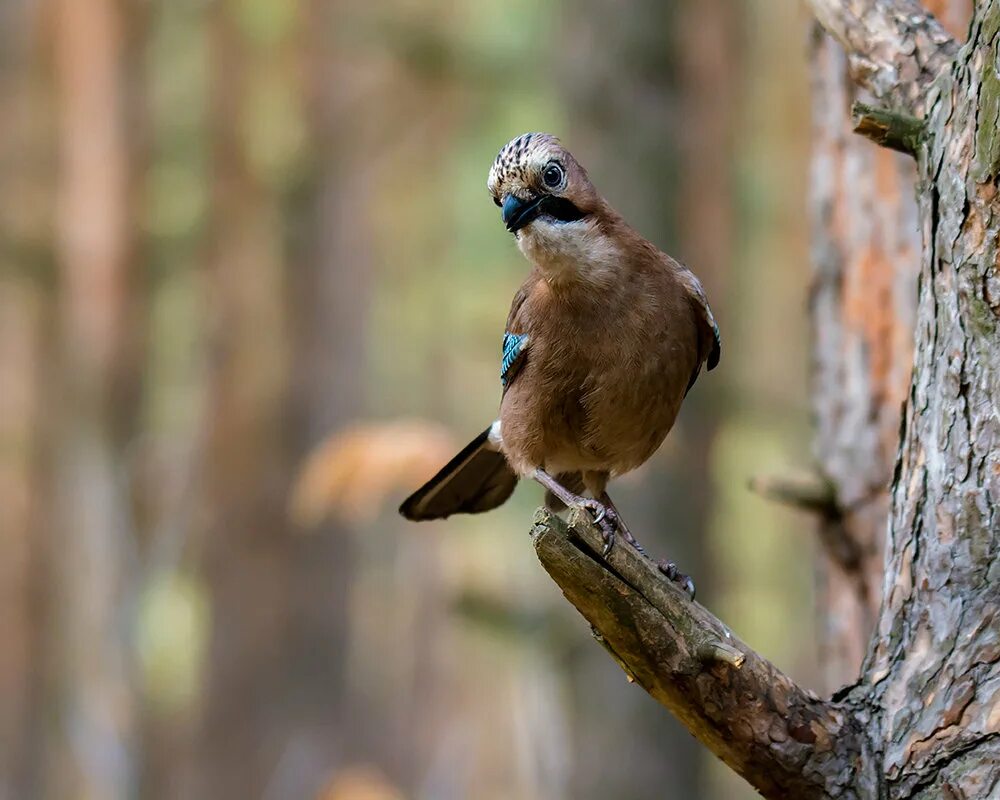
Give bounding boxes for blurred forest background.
[0,1,826,798]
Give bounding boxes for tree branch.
[531,508,868,799]
[851,100,927,154]
[806,0,957,113]
[748,470,839,515]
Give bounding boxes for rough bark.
[809,0,999,795]
[807,0,974,703]
[534,1,1000,797]
[806,0,957,112]
[856,2,1000,794]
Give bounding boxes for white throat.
[516,217,620,287]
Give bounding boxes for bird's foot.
[577,498,619,556]
[596,492,646,557]
[656,559,696,600]
[529,469,646,557]
[577,498,647,558]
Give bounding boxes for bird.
[399,132,720,595]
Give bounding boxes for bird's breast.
[499,302,694,478]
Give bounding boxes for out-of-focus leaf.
[136,571,208,715]
[317,765,405,800]
[289,419,457,528]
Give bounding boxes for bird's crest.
[488,132,562,197]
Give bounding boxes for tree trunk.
[193,2,365,795]
[0,3,51,795]
[533,1,1000,797]
[194,5,300,794]
[853,2,1000,793]
[41,0,147,796]
[808,28,919,691]
[808,0,974,694]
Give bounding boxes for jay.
[400,133,720,595]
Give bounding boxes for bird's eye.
[542,162,564,189]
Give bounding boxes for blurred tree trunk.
[0,3,51,797]
[559,4,734,797]
[193,2,366,795]
[807,0,972,690]
[37,0,149,797]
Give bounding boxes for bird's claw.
[565,492,687,590]
[657,560,697,600]
[577,498,618,555]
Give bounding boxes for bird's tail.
[399,425,518,521]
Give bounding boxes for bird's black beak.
[501,193,543,233]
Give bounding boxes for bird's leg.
[531,468,618,555]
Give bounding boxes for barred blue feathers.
[501,332,528,388]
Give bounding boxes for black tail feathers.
[399,426,517,521]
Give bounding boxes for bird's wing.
[675,264,720,370]
[501,332,529,389]
[501,282,532,393]
[672,263,721,394]
[704,304,721,371]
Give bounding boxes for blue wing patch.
[501,332,528,388]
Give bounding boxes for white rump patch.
[486,419,504,451]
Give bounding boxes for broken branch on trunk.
[748,471,838,516]
[531,508,867,799]
[851,101,926,155]
[748,472,871,572]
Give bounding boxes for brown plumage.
[400,133,719,573]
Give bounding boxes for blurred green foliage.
[3,0,820,797]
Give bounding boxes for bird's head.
[488,133,617,283]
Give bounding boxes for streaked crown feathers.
[487,132,583,200]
